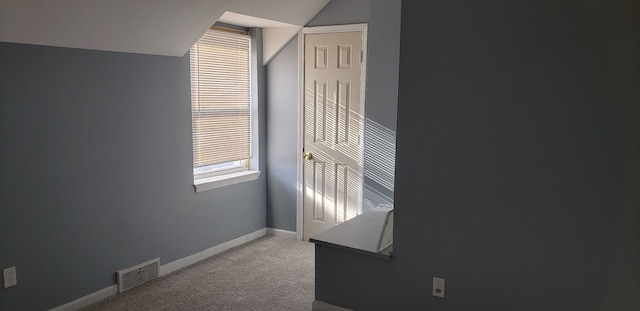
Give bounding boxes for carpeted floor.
[81,235,315,311]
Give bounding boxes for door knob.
[303,152,313,160]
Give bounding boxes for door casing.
[296,24,368,240]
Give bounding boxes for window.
[190,26,260,192]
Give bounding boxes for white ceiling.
[219,11,297,28]
[0,0,329,63]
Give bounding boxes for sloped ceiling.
[0,0,329,63]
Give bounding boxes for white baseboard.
[312,300,353,311]
[266,227,297,239]
[159,227,266,276]
[50,228,267,311]
[49,285,117,311]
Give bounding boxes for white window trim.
[194,170,261,193]
[191,27,261,192]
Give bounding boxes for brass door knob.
[303,152,313,160]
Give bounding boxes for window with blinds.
[190,28,251,177]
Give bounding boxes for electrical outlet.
[432,277,445,298]
[3,266,17,288]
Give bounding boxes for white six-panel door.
[302,29,365,240]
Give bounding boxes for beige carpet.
[82,235,315,311]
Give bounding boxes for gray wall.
[265,0,401,230]
[0,31,267,310]
[362,0,401,210]
[316,0,640,310]
[266,39,299,231]
[306,0,370,27]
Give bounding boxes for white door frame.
[296,23,368,240]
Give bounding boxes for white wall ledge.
[194,170,261,192]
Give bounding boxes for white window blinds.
[190,29,251,169]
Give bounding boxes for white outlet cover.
[3,266,17,288]
[433,277,445,298]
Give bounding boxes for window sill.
[194,170,261,193]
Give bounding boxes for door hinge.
[360,50,363,62]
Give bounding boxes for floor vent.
[117,258,160,293]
